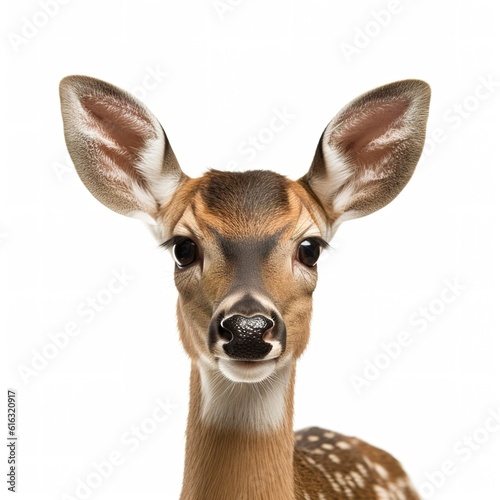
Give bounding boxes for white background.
[2,0,500,499]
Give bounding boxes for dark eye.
[297,238,323,267]
[172,238,198,268]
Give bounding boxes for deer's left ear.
[300,79,430,237]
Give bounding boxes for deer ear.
[59,75,187,224]
[300,80,430,237]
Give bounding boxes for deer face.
[158,169,326,383]
[60,76,430,385]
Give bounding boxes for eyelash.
[159,236,186,251]
[302,236,329,250]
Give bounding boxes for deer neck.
[180,357,297,500]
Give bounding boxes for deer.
[59,75,430,500]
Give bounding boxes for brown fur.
[161,171,320,364]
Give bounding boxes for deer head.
[60,75,430,394]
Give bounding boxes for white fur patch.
[308,133,355,222]
[197,355,293,433]
[218,358,277,383]
[129,181,159,215]
[135,128,182,209]
[129,210,155,225]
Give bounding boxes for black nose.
[220,314,274,360]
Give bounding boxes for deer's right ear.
[59,75,187,224]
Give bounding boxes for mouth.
[217,357,278,383]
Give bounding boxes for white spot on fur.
[350,471,365,488]
[375,463,389,480]
[356,463,369,477]
[309,459,343,494]
[334,472,346,487]
[336,440,352,450]
[328,453,340,464]
[392,485,406,500]
[344,473,357,490]
[321,443,334,450]
[373,484,393,500]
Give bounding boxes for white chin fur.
[197,355,293,432]
[218,358,277,383]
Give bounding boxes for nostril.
[262,329,274,342]
[218,323,233,342]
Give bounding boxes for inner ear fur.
[59,75,186,220]
[301,79,431,232]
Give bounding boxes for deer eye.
[172,238,198,268]
[297,238,323,267]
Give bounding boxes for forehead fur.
[160,169,324,239]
